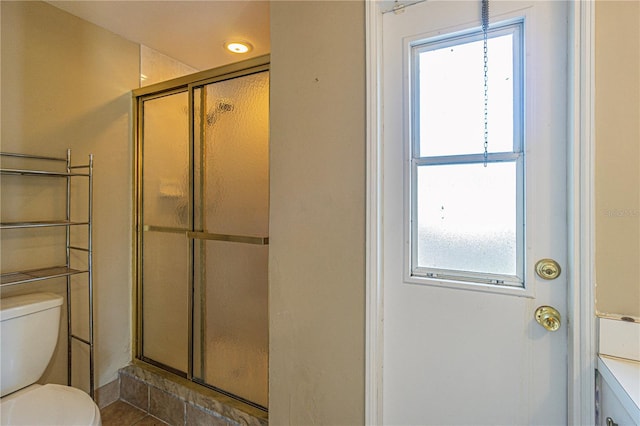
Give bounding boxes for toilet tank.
[0,293,64,397]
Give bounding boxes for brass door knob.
[535,306,561,331]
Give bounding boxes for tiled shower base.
[100,363,268,426]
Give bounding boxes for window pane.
[416,162,518,276]
[417,34,514,157]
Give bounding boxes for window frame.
[406,19,526,290]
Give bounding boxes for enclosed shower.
[134,58,269,410]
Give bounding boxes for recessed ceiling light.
[224,41,253,54]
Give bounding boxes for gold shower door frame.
[133,56,270,411]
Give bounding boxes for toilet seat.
[0,384,101,425]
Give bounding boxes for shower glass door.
[192,71,269,408]
[140,90,191,375]
[137,64,269,410]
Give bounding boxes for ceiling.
[47,1,270,71]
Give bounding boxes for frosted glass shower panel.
[202,71,269,237]
[200,240,268,408]
[140,90,190,373]
[142,231,189,372]
[142,92,190,228]
[194,70,270,408]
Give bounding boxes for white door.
[381,1,569,424]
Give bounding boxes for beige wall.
[269,1,366,424]
[595,0,640,318]
[1,1,138,387]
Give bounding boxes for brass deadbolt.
[535,258,561,280]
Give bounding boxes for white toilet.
[0,292,101,425]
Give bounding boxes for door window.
[409,21,525,287]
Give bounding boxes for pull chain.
[482,0,489,167]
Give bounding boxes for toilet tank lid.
[0,293,63,321]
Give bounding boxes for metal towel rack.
[0,149,95,399]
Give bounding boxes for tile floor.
[100,400,169,426]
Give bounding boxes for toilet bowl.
[0,293,101,425]
[1,384,101,425]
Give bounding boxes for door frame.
[364,1,596,424]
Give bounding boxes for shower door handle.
[186,231,269,245]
